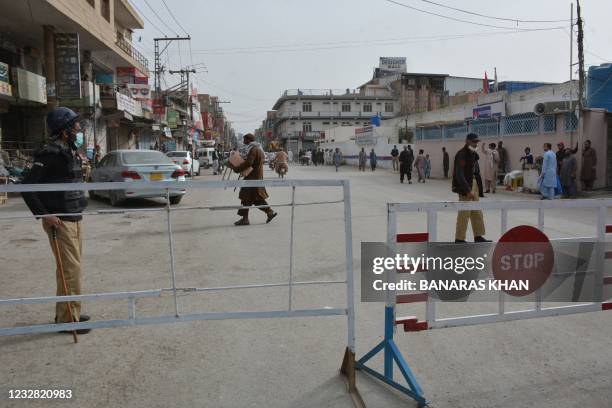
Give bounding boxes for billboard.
[472,101,506,119]
[379,57,407,73]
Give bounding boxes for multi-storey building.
[0,0,150,159]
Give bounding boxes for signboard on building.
[126,84,151,100]
[355,125,377,145]
[54,33,81,99]
[14,68,46,104]
[0,62,11,97]
[116,92,142,117]
[167,109,179,129]
[379,57,407,73]
[473,101,506,119]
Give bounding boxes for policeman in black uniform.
[22,107,91,334]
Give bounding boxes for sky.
[129,0,612,134]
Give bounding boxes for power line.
[160,0,189,36]
[130,0,166,36]
[178,29,561,55]
[142,0,179,36]
[384,0,565,31]
[417,0,572,24]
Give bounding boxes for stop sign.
[492,225,554,296]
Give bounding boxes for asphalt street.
[0,163,611,408]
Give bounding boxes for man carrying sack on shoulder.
[229,133,277,226]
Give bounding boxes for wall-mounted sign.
[355,126,377,145]
[54,33,81,99]
[473,101,505,119]
[14,68,46,104]
[0,62,11,97]
[127,84,151,100]
[116,92,142,117]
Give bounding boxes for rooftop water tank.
[586,63,612,111]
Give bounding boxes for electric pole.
[168,68,196,176]
[576,0,585,111]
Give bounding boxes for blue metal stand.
[356,306,427,407]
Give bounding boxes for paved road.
[1,164,611,408]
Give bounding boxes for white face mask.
[469,145,478,151]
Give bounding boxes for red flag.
[483,71,490,94]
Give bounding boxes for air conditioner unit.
[534,101,570,115]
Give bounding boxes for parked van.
[197,148,216,168]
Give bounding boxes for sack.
[229,151,253,177]
[554,176,563,196]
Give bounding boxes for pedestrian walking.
[424,154,431,179]
[358,148,367,171]
[539,143,557,200]
[453,133,490,243]
[333,148,342,172]
[21,107,91,334]
[414,149,426,183]
[399,145,413,184]
[229,133,277,226]
[369,149,377,171]
[288,150,293,163]
[580,139,597,191]
[212,149,219,175]
[560,148,577,198]
[481,142,500,193]
[442,147,449,178]
[391,145,399,172]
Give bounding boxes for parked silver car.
[90,150,187,206]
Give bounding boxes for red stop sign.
[492,226,554,296]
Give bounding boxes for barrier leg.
[341,347,366,407]
[356,306,427,407]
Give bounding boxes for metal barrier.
[358,198,612,407]
[0,179,362,403]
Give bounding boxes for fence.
[415,111,578,141]
[357,198,612,407]
[0,178,361,400]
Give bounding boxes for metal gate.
[358,198,612,407]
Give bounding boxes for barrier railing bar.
[343,180,356,353]
[0,308,348,337]
[0,201,344,221]
[430,303,601,329]
[0,179,346,194]
[289,186,296,311]
[536,204,544,313]
[165,188,179,317]
[426,209,437,325]
[163,280,348,294]
[390,198,612,212]
[128,297,136,321]
[499,208,508,316]
[0,289,163,306]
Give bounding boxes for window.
[385,102,394,113]
[122,151,173,165]
[341,121,351,126]
[303,122,312,132]
[322,121,330,125]
[302,102,312,112]
[363,102,372,112]
[101,0,110,22]
[342,102,351,112]
[332,121,338,125]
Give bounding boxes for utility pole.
[569,3,574,113]
[576,0,585,111]
[168,68,196,176]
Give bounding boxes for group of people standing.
[389,145,431,184]
[539,140,597,199]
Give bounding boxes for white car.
[90,150,187,206]
[167,151,200,176]
[196,147,216,168]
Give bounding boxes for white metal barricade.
[388,198,612,331]
[0,179,356,369]
[357,198,612,407]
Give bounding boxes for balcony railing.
[277,111,396,119]
[116,35,149,70]
[282,89,359,97]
